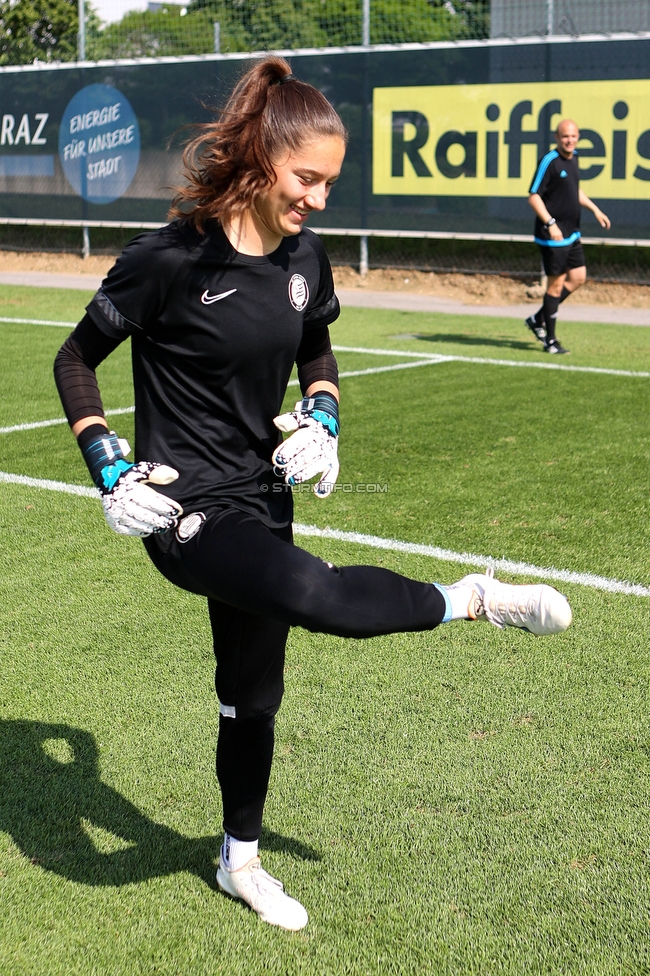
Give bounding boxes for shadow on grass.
[411,333,536,351]
[0,719,319,887]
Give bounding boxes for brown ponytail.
[169,56,347,232]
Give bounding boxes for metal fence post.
[82,226,90,259]
[78,0,85,60]
[214,22,220,54]
[546,0,554,35]
[362,0,370,45]
[360,235,369,276]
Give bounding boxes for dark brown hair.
[169,56,347,231]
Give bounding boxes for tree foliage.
[0,0,489,65]
[86,6,218,59]
[0,0,103,65]
[0,0,78,64]
[188,0,489,49]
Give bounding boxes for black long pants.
[144,507,446,841]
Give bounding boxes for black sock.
[537,288,569,324]
[542,293,561,343]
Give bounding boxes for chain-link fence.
[491,0,650,39]
[3,0,650,67]
[320,234,650,284]
[0,0,489,65]
[0,223,649,283]
[85,0,490,60]
[1,2,649,282]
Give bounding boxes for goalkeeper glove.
[272,391,339,498]
[78,425,183,537]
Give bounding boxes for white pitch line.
[0,405,134,435]
[0,314,644,376]
[332,345,650,379]
[293,523,650,597]
[334,343,458,359]
[0,339,643,435]
[1,347,644,439]
[0,469,647,597]
[0,471,97,498]
[0,363,440,435]
[288,358,444,386]
[0,316,76,328]
[442,354,650,379]
[0,312,643,378]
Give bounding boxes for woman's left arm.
[272,325,341,498]
[296,324,339,401]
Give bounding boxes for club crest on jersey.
[175,511,206,543]
[288,274,309,311]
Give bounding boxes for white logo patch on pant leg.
[175,511,206,542]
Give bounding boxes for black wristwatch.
[545,217,557,228]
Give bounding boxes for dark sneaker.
[525,315,546,344]
[544,339,569,354]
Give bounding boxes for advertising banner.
[0,36,649,239]
[373,79,650,199]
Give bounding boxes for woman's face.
[254,134,346,241]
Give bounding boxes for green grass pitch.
[1,283,650,975]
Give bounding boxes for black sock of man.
[542,292,561,343]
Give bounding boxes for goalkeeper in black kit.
[526,118,611,354]
[53,57,572,932]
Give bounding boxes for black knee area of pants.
[209,598,288,721]
[147,507,446,639]
[277,559,446,636]
[145,507,447,840]
[217,712,276,841]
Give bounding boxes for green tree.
[81,0,491,63]
[445,0,489,39]
[368,0,467,44]
[189,0,328,51]
[0,0,77,64]
[88,6,222,60]
[0,0,104,65]
[189,0,489,50]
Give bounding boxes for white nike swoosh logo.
[201,288,237,305]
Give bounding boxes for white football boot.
[217,855,308,931]
[460,567,572,635]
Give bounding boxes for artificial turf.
[0,285,649,975]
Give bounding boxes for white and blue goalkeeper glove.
[272,392,339,498]
[78,425,183,537]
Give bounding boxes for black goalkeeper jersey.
[85,220,340,527]
[529,149,581,246]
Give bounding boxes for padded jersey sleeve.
[86,223,192,339]
[296,325,339,393]
[302,230,340,330]
[54,314,123,426]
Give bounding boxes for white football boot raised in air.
[458,567,572,635]
[217,855,308,931]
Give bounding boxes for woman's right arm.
[54,313,122,434]
[54,314,183,536]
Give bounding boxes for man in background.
[526,119,611,354]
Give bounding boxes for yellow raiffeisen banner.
[373,79,650,199]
